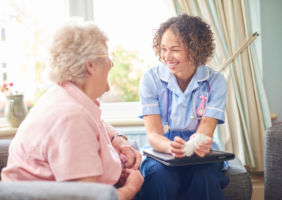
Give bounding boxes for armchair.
[0,138,252,200]
[264,124,282,200]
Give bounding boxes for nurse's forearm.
[147,133,172,154]
[196,116,218,138]
[143,115,173,154]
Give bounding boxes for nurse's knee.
[140,157,158,177]
[190,162,221,176]
[141,157,175,178]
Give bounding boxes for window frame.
[0,1,147,129]
[0,101,143,128]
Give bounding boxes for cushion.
[0,139,10,180]
[265,124,282,199]
[0,181,118,200]
[223,157,252,200]
[128,139,139,151]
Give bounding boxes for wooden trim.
[103,118,144,127]
[0,127,17,140]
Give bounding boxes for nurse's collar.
[196,65,209,82]
[158,63,170,82]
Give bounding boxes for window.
[1,28,5,41]
[3,73,7,82]
[94,0,170,103]
[0,0,66,118]
[0,0,170,124]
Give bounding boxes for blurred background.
[0,0,171,117]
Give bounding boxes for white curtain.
[163,0,271,171]
[68,0,94,21]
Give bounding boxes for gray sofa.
[0,139,252,200]
[264,124,282,200]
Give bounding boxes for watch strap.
[111,133,128,142]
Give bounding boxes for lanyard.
[163,83,170,134]
[166,83,169,124]
[165,80,210,126]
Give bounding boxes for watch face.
[198,108,204,115]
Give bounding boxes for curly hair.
[48,17,109,85]
[153,14,215,67]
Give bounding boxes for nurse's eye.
[173,50,179,52]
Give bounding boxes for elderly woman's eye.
[161,48,166,51]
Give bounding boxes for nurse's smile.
[167,62,179,70]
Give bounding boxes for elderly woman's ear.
[85,61,96,75]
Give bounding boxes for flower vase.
[5,94,28,128]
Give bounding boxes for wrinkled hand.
[112,137,142,170]
[123,168,144,193]
[170,136,186,158]
[190,133,213,158]
[118,168,129,187]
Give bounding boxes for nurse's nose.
[164,50,173,62]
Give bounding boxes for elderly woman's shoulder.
[30,85,93,120]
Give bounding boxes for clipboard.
[143,148,235,166]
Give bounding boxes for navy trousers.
[140,157,230,200]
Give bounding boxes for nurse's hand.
[190,133,213,158]
[170,136,186,158]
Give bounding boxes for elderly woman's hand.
[112,136,142,170]
[190,133,213,158]
[116,168,144,199]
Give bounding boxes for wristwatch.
[111,133,128,142]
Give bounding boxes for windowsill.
[0,101,144,139]
[100,101,144,127]
[104,118,144,127]
[0,118,143,140]
[0,125,18,139]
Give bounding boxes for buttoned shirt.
[139,64,227,141]
[1,81,121,184]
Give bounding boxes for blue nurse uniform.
[138,64,230,200]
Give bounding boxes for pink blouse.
[1,81,121,184]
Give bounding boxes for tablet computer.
[143,148,235,166]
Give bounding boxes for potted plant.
[1,82,28,128]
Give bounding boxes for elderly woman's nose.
[111,60,114,68]
[106,83,110,92]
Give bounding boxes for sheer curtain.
[68,0,94,21]
[163,0,271,171]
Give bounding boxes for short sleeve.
[205,74,227,124]
[47,109,103,181]
[138,71,161,119]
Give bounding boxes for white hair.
[47,17,109,85]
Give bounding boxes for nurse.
[139,14,230,200]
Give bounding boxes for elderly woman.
[139,14,230,200]
[1,17,143,200]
